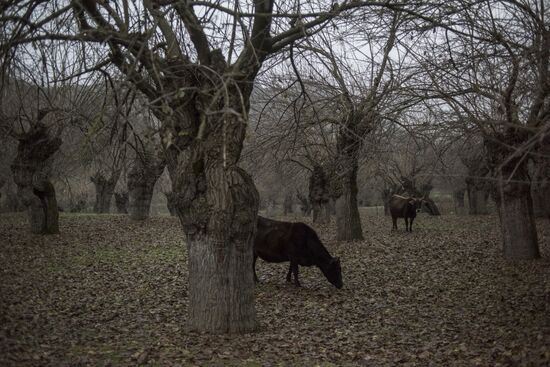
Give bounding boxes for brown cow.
[390,194,423,232]
[253,216,343,288]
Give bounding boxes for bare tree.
[408,0,548,259]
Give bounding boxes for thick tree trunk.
[167,148,259,333]
[334,164,363,241]
[11,122,62,234]
[486,130,539,259]
[114,192,129,214]
[495,186,539,259]
[160,70,261,332]
[309,165,330,224]
[91,172,119,213]
[467,185,489,214]
[453,188,466,215]
[312,202,331,223]
[127,156,165,220]
[164,191,176,216]
[1,179,25,212]
[463,154,491,215]
[296,191,311,216]
[531,152,550,219]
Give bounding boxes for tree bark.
[161,70,261,332]
[309,165,330,224]
[127,154,165,220]
[463,155,491,215]
[91,171,119,213]
[283,193,293,215]
[453,188,466,215]
[334,163,363,241]
[184,166,258,333]
[164,191,176,216]
[531,150,550,219]
[165,121,259,333]
[114,192,129,214]
[11,122,62,234]
[467,185,490,214]
[486,130,539,259]
[296,190,311,216]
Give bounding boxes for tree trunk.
[11,122,62,234]
[467,185,489,214]
[531,152,550,219]
[160,68,261,332]
[453,188,466,215]
[309,165,330,224]
[1,178,25,213]
[463,154,491,215]
[91,172,119,213]
[127,155,165,221]
[283,193,293,215]
[494,178,539,259]
[486,130,539,259]
[164,191,176,216]
[114,192,129,214]
[296,190,311,216]
[334,163,363,241]
[166,141,259,333]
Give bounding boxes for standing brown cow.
[390,195,423,232]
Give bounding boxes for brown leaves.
[0,212,549,366]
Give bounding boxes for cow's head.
[409,198,424,212]
[324,257,343,289]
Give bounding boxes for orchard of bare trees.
[0,1,549,365]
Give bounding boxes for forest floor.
[1,211,549,366]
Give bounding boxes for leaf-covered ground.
[1,211,549,366]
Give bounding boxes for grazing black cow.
[389,194,423,232]
[253,216,343,288]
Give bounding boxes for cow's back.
[389,196,407,217]
[254,216,292,262]
[254,217,323,266]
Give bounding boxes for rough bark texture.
[333,162,363,241]
[91,171,119,213]
[531,147,550,219]
[10,122,62,234]
[165,110,259,333]
[159,49,265,332]
[453,188,466,215]
[485,130,539,259]
[114,192,129,214]
[309,165,330,224]
[127,153,165,221]
[463,155,491,215]
[296,190,312,216]
[330,106,372,241]
[164,191,176,216]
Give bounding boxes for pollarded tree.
[11,113,62,234]
[461,148,491,215]
[127,139,165,220]
[410,0,548,259]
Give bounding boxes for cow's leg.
[404,217,409,232]
[253,255,259,283]
[286,263,292,283]
[392,216,397,230]
[409,217,414,232]
[290,261,301,287]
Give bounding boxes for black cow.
[253,216,343,288]
[389,194,423,232]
